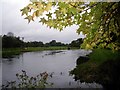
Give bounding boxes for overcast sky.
[2,0,85,44]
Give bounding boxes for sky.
[1,0,85,44]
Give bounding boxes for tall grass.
[70,49,120,83]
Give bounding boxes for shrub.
[2,70,53,89]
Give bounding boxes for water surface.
[2,50,102,88]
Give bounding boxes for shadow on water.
[70,56,120,90]
[2,52,22,58]
[44,51,64,56]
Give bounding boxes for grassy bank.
[2,46,78,58]
[70,49,120,89]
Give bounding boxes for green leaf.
[25,15,34,23]
[30,0,38,2]
[40,18,46,24]
[21,7,30,16]
[46,12,52,19]
[68,7,77,14]
[21,2,120,50]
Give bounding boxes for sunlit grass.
[89,49,120,65]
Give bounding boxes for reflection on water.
[2,50,102,88]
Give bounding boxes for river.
[2,49,102,88]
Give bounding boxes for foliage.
[21,1,120,50]
[70,49,120,89]
[2,34,67,48]
[25,41,44,47]
[2,70,53,89]
[69,38,83,48]
[0,35,2,50]
[45,40,65,47]
[2,35,24,48]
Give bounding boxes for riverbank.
[2,47,79,58]
[2,47,67,58]
[70,49,120,89]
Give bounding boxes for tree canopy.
[2,35,24,48]
[21,1,120,50]
[69,38,83,48]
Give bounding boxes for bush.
[2,70,53,89]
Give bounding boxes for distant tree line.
[2,35,24,48]
[69,38,83,48]
[2,33,83,48]
[24,41,44,47]
[0,35,2,50]
[44,40,65,47]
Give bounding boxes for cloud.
[0,1,2,34]
[2,1,85,43]
[2,0,29,5]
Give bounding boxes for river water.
[1,49,102,88]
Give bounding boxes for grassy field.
[70,49,120,89]
[85,49,120,66]
[2,46,67,57]
[2,46,79,58]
